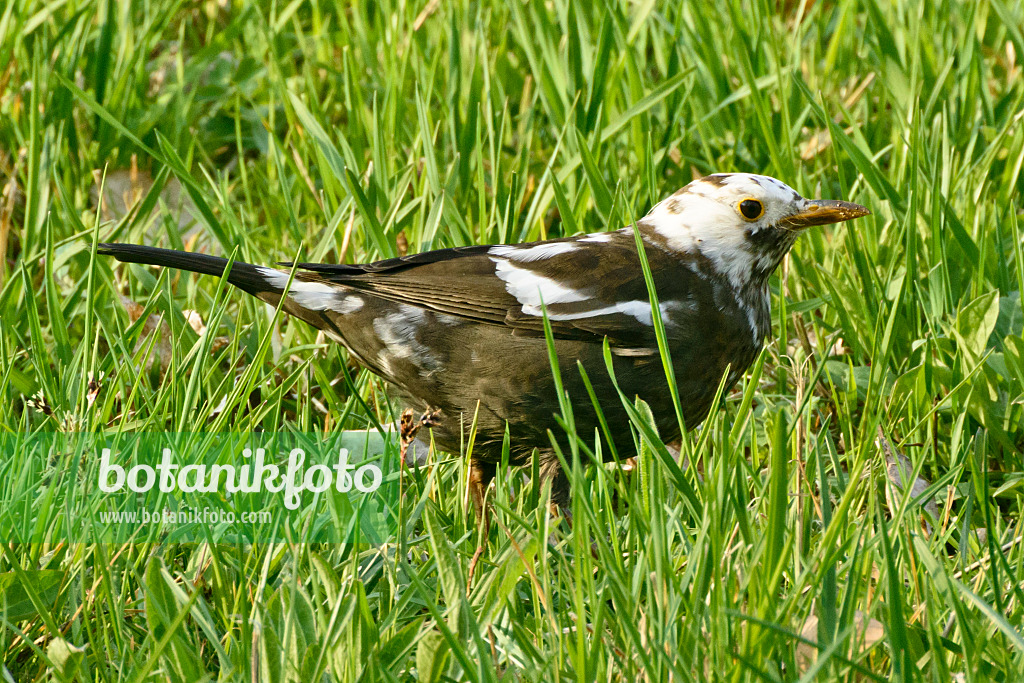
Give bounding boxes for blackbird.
[99,173,869,519]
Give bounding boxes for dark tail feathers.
[97,243,273,296]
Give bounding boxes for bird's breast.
[655,278,770,414]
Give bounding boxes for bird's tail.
[97,243,276,298]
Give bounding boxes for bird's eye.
[738,198,764,221]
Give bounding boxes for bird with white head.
[98,173,869,522]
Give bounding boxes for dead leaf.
[797,610,885,670]
[121,295,173,372]
[877,426,939,531]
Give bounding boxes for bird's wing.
[292,230,697,347]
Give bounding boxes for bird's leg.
[399,406,441,467]
[539,455,603,558]
[466,459,495,592]
[538,454,575,541]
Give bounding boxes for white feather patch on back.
[435,312,464,326]
[578,232,614,243]
[488,241,578,262]
[257,267,363,314]
[372,306,440,372]
[533,300,652,323]
[518,298,680,326]
[333,296,364,314]
[491,260,589,308]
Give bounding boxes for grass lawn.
[2,0,1024,679]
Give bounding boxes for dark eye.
[738,199,764,221]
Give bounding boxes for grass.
[2,0,1024,679]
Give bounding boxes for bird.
[98,173,869,525]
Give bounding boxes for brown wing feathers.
[98,233,683,349]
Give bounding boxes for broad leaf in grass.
[824,360,896,401]
[143,559,203,683]
[46,638,86,682]
[952,291,1000,359]
[990,291,1023,350]
[416,630,451,683]
[0,570,62,622]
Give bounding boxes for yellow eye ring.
[737,198,765,221]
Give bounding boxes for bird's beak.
[779,199,870,229]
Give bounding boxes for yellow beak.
[780,200,870,229]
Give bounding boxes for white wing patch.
[333,296,364,314]
[435,312,464,326]
[539,300,682,326]
[579,229,627,243]
[491,256,682,327]
[372,306,440,372]
[488,242,578,262]
[541,301,652,324]
[491,260,589,309]
[257,267,364,314]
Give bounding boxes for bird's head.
[642,173,869,288]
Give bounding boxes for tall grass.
[2,0,1023,679]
